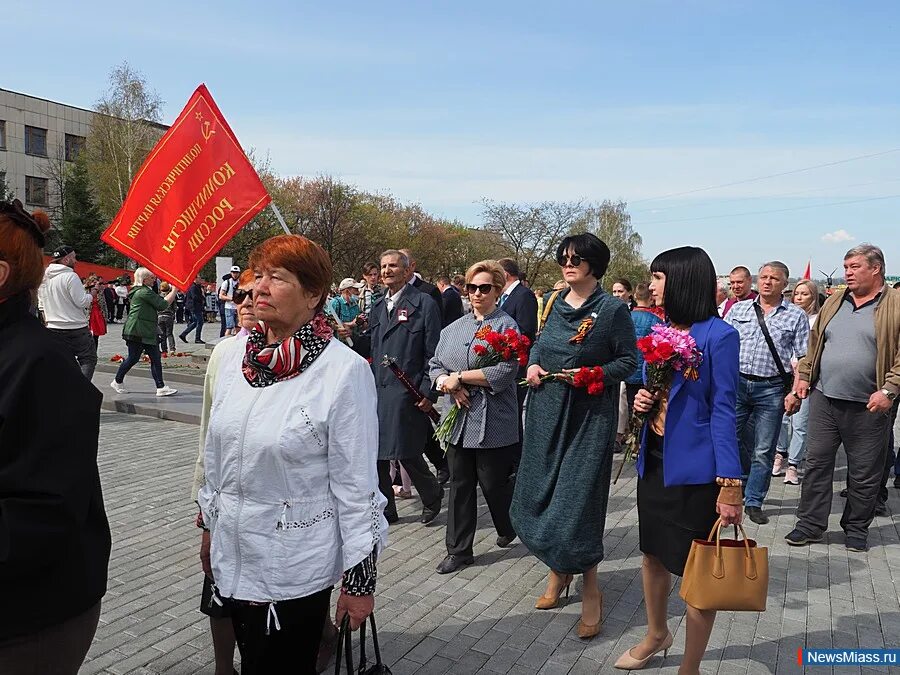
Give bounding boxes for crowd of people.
[2,196,899,674]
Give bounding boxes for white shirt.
[198,336,388,603]
[500,279,520,305]
[386,286,405,314]
[220,277,238,310]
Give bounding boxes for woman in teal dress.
[510,233,638,640]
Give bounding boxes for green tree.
[481,199,585,288]
[572,200,649,288]
[56,155,108,263]
[0,177,13,202]
[86,62,164,226]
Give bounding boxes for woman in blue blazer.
[614,247,744,673]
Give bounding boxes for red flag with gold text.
[101,84,270,289]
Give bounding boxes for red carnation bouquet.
[519,365,606,396]
[614,324,702,482]
[435,325,531,448]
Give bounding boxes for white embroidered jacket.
[198,336,388,603]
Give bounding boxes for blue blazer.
[636,316,742,486]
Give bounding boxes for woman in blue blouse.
[615,247,743,673]
[429,260,520,575]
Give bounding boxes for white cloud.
[821,229,855,243]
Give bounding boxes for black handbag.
[334,614,392,675]
[752,303,794,396]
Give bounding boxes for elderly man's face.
[381,255,407,290]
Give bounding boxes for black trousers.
[378,455,442,518]
[446,443,517,556]
[229,587,331,675]
[796,390,892,540]
[422,434,448,476]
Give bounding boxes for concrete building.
[0,88,96,213]
[0,87,166,216]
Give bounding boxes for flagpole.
[270,203,291,235]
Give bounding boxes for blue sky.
[6,1,900,276]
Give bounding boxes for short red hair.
[0,206,51,300]
[249,235,332,310]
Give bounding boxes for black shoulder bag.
[752,303,794,397]
[335,614,392,675]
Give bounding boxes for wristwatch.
[881,388,897,401]
[789,391,801,400]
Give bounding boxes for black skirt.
[637,432,719,577]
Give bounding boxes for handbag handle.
[356,613,384,672]
[334,616,354,675]
[706,518,759,581]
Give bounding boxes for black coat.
[354,285,442,460]
[186,282,206,311]
[413,276,444,323]
[501,282,539,377]
[0,293,111,640]
[441,286,464,327]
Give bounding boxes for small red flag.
[802,260,811,280]
[101,84,271,289]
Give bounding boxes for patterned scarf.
[242,312,334,388]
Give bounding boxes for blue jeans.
[115,340,164,388]
[735,377,785,509]
[776,397,810,466]
[181,308,204,341]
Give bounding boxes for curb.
[100,398,200,426]
[96,362,206,386]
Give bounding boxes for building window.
[0,120,6,149]
[24,126,48,157]
[65,133,86,162]
[25,176,49,206]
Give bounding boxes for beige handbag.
[680,518,768,612]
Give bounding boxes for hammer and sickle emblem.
[201,120,216,142]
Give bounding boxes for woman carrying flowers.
[510,233,638,640]
[613,246,742,672]
[428,260,523,574]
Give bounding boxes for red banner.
[101,84,270,290]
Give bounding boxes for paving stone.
[76,411,900,674]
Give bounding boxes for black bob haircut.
[650,246,719,326]
[556,233,611,279]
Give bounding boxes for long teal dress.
[510,286,638,574]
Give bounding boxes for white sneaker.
[771,454,786,477]
[110,381,127,394]
[156,386,178,397]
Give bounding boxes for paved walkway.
[81,408,900,674]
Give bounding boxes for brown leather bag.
[680,518,769,612]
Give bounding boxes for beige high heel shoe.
[613,632,674,670]
[535,573,573,610]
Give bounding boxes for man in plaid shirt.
[725,261,809,524]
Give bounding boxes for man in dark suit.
[400,248,443,311]
[354,249,444,524]
[497,258,539,458]
[400,248,450,483]
[436,275,464,327]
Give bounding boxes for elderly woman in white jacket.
[198,235,387,675]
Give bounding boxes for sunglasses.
[232,288,254,305]
[557,253,587,267]
[465,283,496,295]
